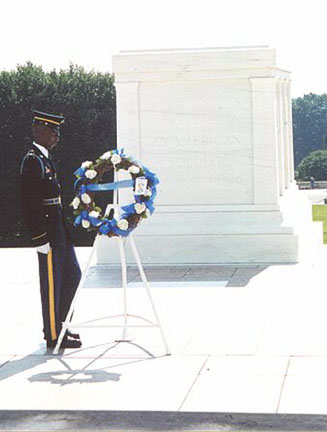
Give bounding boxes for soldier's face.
[44,127,60,150]
[33,124,60,150]
[48,128,60,149]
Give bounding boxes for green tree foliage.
[0,62,116,246]
[297,150,327,180]
[292,93,327,167]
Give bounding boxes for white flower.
[81,160,93,169]
[71,197,80,210]
[89,210,100,219]
[135,203,146,214]
[100,151,112,160]
[111,154,122,165]
[128,165,140,174]
[82,219,90,229]
[85,169,97,179]
[117,219,129,230]
[81,193,91,204]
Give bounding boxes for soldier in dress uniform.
[20,110,82,350]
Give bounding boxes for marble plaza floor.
[2,240,327,430]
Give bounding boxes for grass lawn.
[312,204,327,243]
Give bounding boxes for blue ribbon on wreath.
[88,180,134,191]
[98,216,131,237]
[143,166,160,186]
[74,179,134,193]
[74,167,86,178]
[74,210,102,227]
[121,203,135,216]
[112,224,131,237]
[98,218,115,234]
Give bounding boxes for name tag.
[135,177,148,195]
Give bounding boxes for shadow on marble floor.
[0,350,48,382]
[0,341,163,387]
[83,264,271,289]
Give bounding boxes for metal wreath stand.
[53,179,171,356]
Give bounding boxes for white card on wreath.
[135,177,148,195]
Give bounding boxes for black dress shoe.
[66,330,80,340]
[47,336,82,350]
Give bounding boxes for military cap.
[32,110,65,130]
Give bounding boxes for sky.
[1,0,326,97]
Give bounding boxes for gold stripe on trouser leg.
[47,249,57,340]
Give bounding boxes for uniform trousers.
[37,242,82,341]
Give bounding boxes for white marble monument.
[97,46,301,264]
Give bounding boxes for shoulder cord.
[20,152,45,179]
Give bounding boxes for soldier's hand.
[36,243,51,254]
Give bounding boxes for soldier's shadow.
[28,361,121,386]
[0,350,49,382]
[0,342,157,386]
[30,342,158,386]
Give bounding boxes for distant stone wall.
[297,181,327,190]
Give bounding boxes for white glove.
[36,242,51,254]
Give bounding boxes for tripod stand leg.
[53,235,99,354]
[129,235,171,355]
[116,236,131,342]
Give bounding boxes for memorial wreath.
[71,148,159,237]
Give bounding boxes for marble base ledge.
[96,233,298,265]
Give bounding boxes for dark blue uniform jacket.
[20,144,71,247]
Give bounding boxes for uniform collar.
[33,142,49,159]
